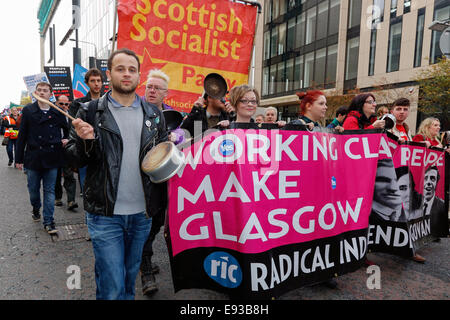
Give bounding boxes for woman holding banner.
[289,90,327,130]
[342,93,385,130]
[413,117,443,148]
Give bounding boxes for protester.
[144,68,184,145]
[387,98,412,142]
[255,114,265,123]
[326,105,347,130]
[15,82,69,234]
[180,90,235,138]
[377,106,389,119]
[342,93,385,130]
[140,68,183,296]
[263,106,286,127]
[413,117,443,148]
[289,90,340,288]
[65,48,168,300]
[69,68,104,196]
[54,95,78,211]
[227,84,260,128]
[2,106,20,166]
[289,90,328,131]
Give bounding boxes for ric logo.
[219,139,235,157]
[203,252,242,288]
[331,176,337,189]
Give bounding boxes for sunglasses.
[57,102,70,106]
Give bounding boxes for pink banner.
[168,130,383,256]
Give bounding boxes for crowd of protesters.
[3,48,449,300]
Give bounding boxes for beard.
[111,79,138,95]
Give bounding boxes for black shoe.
[8,161,12,166]
[55,199,63,207]
[67,201,78,211]
[31,209,41,222]
[432,238,441,243]
[323,278,338,289]
[44,224,58,235]
[141,272,158,296]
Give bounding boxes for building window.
[368,27,377,75]
[314,48,327,86]
[278,24,286,56]
[306,7,317,45]
[269,65,277,94]
[387,20,402,72]
[276,61,285,93]
[262,66,269,96]
[286,58,295,91]
[373,0,384,24]
[326,44,338,85]
[294,55,304,89]
[404,0,411,14]
[271,27,278,58]
[287,18,296,52]
[304,52,315,88]
[329,0,340,35]
[430,5,450,64]
[345,37,360,80]
[316,1,329,40]
[264,0,272,24]
[264,31,271,60]
[295,12,306,48]
[390,0,398,18]
[348,0,362,29]
[414,9,425,68]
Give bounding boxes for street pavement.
[0,149,448,300]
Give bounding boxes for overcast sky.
[0,2,41,108]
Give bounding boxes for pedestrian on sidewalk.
[65,49,168,300]
[2,106,20,166]
[15,82,69,234]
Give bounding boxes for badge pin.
[155,117,160,124]
[145,120,151,127]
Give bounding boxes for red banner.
[117,0,257,113]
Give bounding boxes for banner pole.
[111,0,118,53]
[234,0,262,87]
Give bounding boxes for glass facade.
[430,4,450,64]
[262,0,340,98]
[345,37,360,80]
[414,9,425,68]
[387,19,402,72]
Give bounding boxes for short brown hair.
[84,68,103,84]
[228,84,260,108]
[391,97,410,110]
[35,82,52,92]
[107,48,140,71]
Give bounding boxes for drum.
[141,141,185,183]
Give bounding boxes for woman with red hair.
[290,90,328,129]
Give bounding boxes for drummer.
[144,69,184,145]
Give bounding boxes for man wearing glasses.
[54,95,78,211]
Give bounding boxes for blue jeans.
[78,166,87,193]
[86,212,152,300]
[6,138,16,163]
[26,168,58,226]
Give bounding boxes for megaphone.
[381,113,396,130]
[162,109,183,132]
[203,73,227,102]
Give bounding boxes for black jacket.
[16,102,68,170]
[69,91,94,119]
[64,93,168,218]
[180,106,230,138]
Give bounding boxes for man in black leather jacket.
[65,48,168,300]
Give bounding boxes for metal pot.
[141,141,185,183]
